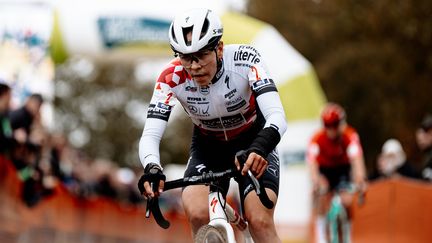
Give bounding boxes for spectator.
[417,113,432,181]
[8,93,44,142]
[369,138,419,180]
[0,82,14,155]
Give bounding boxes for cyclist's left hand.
[235,152,268,179]
[357,180,368,194]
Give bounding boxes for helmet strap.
[211,49,224,84]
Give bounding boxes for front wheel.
[195,225,228,243]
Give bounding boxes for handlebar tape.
[236,150,274,209]
[147,197,170,229]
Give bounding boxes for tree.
[54,57,191,167]
[248,0,432,170]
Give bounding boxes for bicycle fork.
[207,191,254,243]
[327,195,351,243]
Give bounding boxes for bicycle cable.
[211,182,230,222]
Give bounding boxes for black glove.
[138,163,166,195]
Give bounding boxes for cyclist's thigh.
[340,190,354,207]
[182,185,210,234]
[182,185,209,217]
[243,189,279,240]
[237,149,280,221]
[182,154,214,219]
[243,188,278,216]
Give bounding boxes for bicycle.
[143,153,274,243]
[316,182,365,243]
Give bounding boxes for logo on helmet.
[212,28,223,35]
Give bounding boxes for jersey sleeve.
[347,131,363,159]
[306,140,320,165]
[138,63,178,169]
[246,46,287,138]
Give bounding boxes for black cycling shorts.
[184,126,280,202]
[319,163,352,190]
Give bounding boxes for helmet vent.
[170,27,178,44]
[200,18,209,40]
[182,26,193,46]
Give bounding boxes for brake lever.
[247,170,261,194]
[145,182,154,218]
[236,150,274,209]
[145,199,151,218]
[145,182,170,229]
[246,170,274,209]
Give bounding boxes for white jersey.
[139,44,287,168]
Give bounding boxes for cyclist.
[306,102,366,243]
[137,8,286,243]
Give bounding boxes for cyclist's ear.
[216,41,224,60]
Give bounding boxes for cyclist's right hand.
[138,163,166,199]
[312,175,328,196]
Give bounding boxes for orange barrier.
[2,155,432,243]
[352,178,432,243]
[0,155,192,243]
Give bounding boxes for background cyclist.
[137,8,287,243]
[306,102,367,243]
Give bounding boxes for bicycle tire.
[195,225,228,243]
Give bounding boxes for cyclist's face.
[178,32,223,86]
[378,153,398,175]
[324,121,345,139]
[416,128,432,151]
[0,89,11,112]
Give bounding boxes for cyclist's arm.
[139,74,177,169]
[248,61,287,154]
[306,142,322,190]
[347,133,367,188]
[240,56,287,177]
[139,118,168,168]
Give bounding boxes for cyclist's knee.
[340,192,354,206]
[244,195,277,235]
[182,186,209,231]
[247,212,275,231]
[187,208,208,230]
[315,193,331,215]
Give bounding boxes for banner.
[0,2,55,127]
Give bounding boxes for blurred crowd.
[0,82,145,207]
[2,80,432,209]
[369,113,432,182]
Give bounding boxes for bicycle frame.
[143,160,274,242]
[326,192,350,243]
[207,190,253,243]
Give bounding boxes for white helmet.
[169,8,223,54]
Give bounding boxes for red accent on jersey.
[157,59,189,88]
[251,66,260,80]
[308,126,362,167]
[164,92,173,104]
